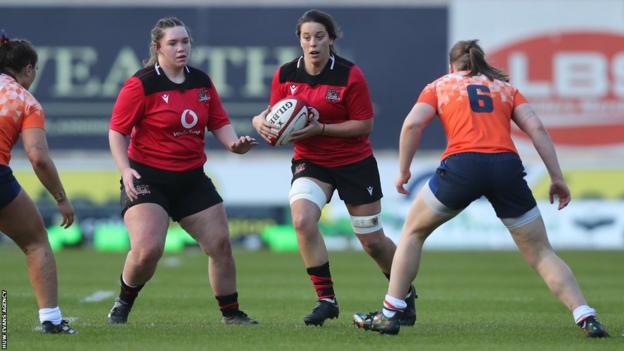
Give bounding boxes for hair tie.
[0,29,9,45]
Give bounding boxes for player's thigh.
[403,184,457,238]
[179,203,231,254]
[0,190,47,249]
[124,203,169,250]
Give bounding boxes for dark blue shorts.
[428,152,537,218]
[0,165,22,209]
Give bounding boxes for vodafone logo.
[180,109,198,129]
[489,32,624,146]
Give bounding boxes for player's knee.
[291,212,318,236]
[135,246,164,267]
[210,235,233,258]
[358,234,386,257]
[289,178,327,211]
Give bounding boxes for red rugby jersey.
[270,54,374,167]
[110,65,230,171]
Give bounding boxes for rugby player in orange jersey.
[354,40,608,338]
[0,33,76,334]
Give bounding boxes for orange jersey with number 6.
[0,73,45,166]
[417,71,527,160]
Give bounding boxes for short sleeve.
[269,68,285,106]
[345,65,374,120]
[416,83,438,108]
[513,88,528,108]
[22,95,45,130]
[206,80,231,131]
[109,77,145,135]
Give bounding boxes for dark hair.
[449,40,508,82]
[0,31,38,76]
[144,17,191,67]
[296,9,341,54]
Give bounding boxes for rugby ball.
[265,97,309,146]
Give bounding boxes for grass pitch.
[0,247,622,351]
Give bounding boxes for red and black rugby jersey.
[110,65,230,171]
[270,54,374,167]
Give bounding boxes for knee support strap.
[289,178,328,210]
[351,213,383,234]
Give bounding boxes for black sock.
[216,292,239,315]
[306,262,335,301]
[118,274,144,305]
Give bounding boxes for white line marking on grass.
[81,290,115,303]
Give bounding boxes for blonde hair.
[144,17,191,67]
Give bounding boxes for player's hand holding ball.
[252,97,311,146]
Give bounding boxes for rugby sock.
[39,306,62,325]
[216,292,240,315]
[573,305,596,325]
[382,294,406,318]
[307,262,335,302]
[383,272,416,299]
[118,274,144,305]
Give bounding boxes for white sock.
[572,305,596,324]
[39,306,62,325]
[382,294,407,318]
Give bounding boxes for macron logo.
[162,94,169,103]
[367,186,373,196]
[290,84,297,95]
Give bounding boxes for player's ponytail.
[144,17,192,68]
[449,40,508,82]
[0,31,37,77]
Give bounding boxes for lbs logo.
[489,32,624,147]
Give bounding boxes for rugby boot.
[221,310,259,325]
[41,320,77,334]
[107,297,133,324]
[353,311,400,335]
[303,299,339,326]
[578,316,609,338]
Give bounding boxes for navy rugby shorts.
[428,152,536,218]
[0,165,21,209]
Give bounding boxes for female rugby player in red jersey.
[107,17,257,326]
[0,33,76,334]
[252,9,415,327]
[353,40,608,338]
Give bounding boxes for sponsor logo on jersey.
[290,84,297,95]
[325,88,342,102]
[199,89,210,103]
[367,186,374,196]
[174,109,201,136]
[162,94,169,103]
[489,32,624,147]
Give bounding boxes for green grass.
[0,246,622,350]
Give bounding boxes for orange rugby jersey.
[417,71,527,160]
[0,74,45,165]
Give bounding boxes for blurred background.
[1,0,622,253]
